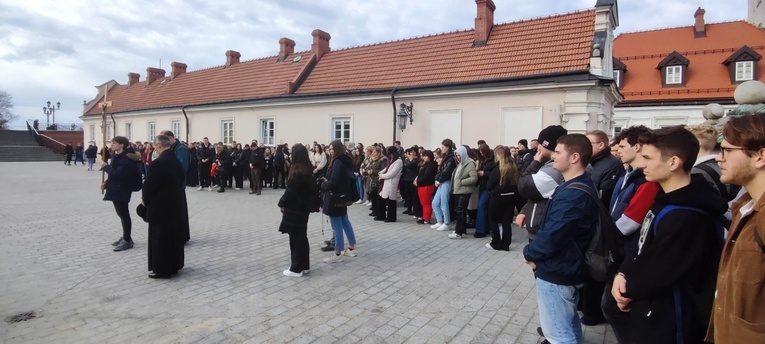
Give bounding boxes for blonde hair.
[494,146,519,187]
[686,124,718,152]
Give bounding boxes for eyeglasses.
[719,146,748,159]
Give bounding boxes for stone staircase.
[0,130,63,162]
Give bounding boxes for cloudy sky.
[0,0,746,128]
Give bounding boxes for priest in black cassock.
[137,134,185,279]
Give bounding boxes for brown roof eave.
[617,97,736,107]
[83,69,595,117]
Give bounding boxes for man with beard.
[137,135,185,279]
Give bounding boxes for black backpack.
[566,182,624,282]
[129,164,143,192]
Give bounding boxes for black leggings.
[113,201,132,241]
[489,194,516,250]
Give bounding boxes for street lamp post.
[42,101,61,129]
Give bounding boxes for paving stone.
[0,162,616,343]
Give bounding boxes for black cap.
[518,139,528,147]
[537,125,568,151]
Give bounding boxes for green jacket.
[451,159,477,195]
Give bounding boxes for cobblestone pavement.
[0,162,617,344]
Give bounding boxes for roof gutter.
[110,113,116,136]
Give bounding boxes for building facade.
[82,0,622,149]
[613,8,765,132]
[750,0,765,28]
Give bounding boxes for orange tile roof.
[86,10,596,116]
[614,21,765,102]
[296,10,595,94]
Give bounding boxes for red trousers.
[417,185,436,222]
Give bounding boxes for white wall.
[613,104,736,133]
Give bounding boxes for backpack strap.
[755,230,765,255]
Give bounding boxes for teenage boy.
[706,113,765,343]
[523,134,598,344]
[611,126,728,343]
[601,125,660,343]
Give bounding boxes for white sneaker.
[436,224,450,231]
[323,253,344,263]
[235,188,242,190]
[430,222,444,229]
[342,248,357,257]
[485,243,493,249]
[197,186,203,191]
[282,269,303,277]
[213,185,220,189]
[208,187,213,191]
[355,200,364,204]
[448,232,462,239]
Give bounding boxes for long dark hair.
[327,139,348,170]
[288,144,313,182]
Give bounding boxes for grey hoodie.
[517,159,564,239]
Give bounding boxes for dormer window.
[657,51,690,87]
[723,45,761,84]
[735,61,754,81]
[666,66,683,84]
[613,57,627,89]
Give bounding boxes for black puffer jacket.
[435,154,457,183]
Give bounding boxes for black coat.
[103,150,141,203]
[589,150,625,206]
[274,150,285,168]
[478,160,496,190]
[64,144,74,155]
[196,144,215,164]
[402,157,419,182]
[249,148,265,169]
[417,161,438,187]
[278,172,316,234]
[321,154,354,217]
[84,145,98,159]
[140,150,185,273]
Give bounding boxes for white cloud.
[0,0,746,128]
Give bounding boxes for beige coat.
[378,158,402,200]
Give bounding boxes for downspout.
[390,88,398,144]
[109,113,117,136]
[181,105,190,143]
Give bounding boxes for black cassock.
[141,150,185,274]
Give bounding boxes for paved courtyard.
[0,162,617,344]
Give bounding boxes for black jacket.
[249,147,265,169]
[215,151,229,171]
[278,172,316,234]
[64,144,74,155]
[516,149,534,174]
[620,176,728,344]
[84,145,98,159]
[589,150,625,206]
[478,160,496,190]
[142,150,186,224]
[103,149,141,203]
[321,154,354,217]
[274,150,285,168]
[435,154,457,183]
[196,144,214,164]
[402,157,419,182]
[485,165,517,196]
[417,161,438,187]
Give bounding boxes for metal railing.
[26,120,66,154]
[43,122,84,131]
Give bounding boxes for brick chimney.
[694,7,706,38]
[146,67,166,85]
[127,72,140,86]
[473,0,496,47]
[278,38,296,62]
[311,29,331,60]
[171,62,187,79]
[226,50,241,66]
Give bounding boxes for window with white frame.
[666,66,682,84]
[735,61,754,81]
[221,120,234,145]
[171,120,181,139]
[107,123,113,140]
[148,122,156,141]
[260,118,275,146]
[331,117,351,143]
[89,125,95,141]
[125,123,132,140]
[613,70,621,88]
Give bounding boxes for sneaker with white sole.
[208,186,213,191]
[302,270,310,274]
[343,248,357,257]
[235,188,242,190]
[485,243,493,249]
[282,269,303,277]
[355,200,364,204]
[430,222,444,229]
[197,186,203,191]
[436,224,450,231]
[323,253,344,263]
[448,232,463,239]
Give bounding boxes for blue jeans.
[87,158,95,170]
[536,278,583,344]
[356,175,364,201]
[475,190,490,234]
[432,181,451,224]
[329,215,356,252]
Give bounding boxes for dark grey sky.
[0,0,746,127]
